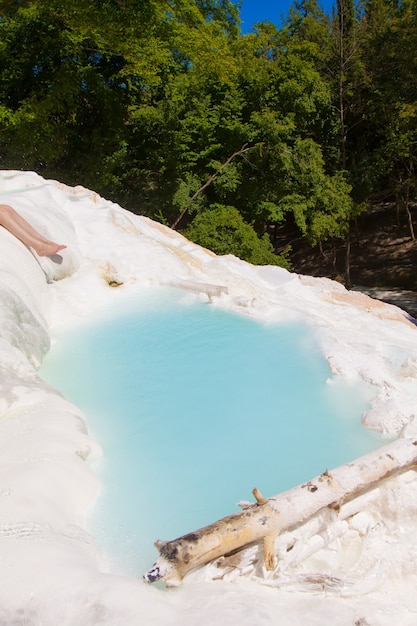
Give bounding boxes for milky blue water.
[40,288,380,575]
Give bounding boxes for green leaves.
[3,0,409,272]
[181,204,291,267]
[272,138,357,245]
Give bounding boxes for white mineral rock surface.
[2,169,417,625]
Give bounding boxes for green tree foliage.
[0,0,240,192]
[181,204,291,267]
[360,0,417,231]
[276,138,360,245]
[2,0,416,274]
[0,2,129,187]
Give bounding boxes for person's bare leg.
[0,204,67,256]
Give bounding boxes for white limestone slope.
[1,169,417,625]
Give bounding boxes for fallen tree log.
[143,437,417,587]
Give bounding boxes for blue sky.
[238,0,334,32]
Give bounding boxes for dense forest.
[1,0,417,284]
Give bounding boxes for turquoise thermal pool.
[40,288,381,575]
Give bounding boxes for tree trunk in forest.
[344,230,351,287]
[405,184,415,241]
[396,181,415,241]
[339,57,347,170]
[332,244,337,272]
[335,0,354,171]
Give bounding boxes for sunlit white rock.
[1,169,417,625]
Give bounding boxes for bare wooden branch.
[252,487,268,505]
[170,143,255,230]
[144,438,417,587]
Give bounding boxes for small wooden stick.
[252,487,268,505]
[263,532,276,570]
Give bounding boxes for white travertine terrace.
[2,169,417,625]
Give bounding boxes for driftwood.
[144,438,417,587]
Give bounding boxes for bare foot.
[36,243,67,257]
